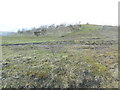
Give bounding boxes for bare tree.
[34,31,41,36]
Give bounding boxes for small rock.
[3,63,8,66]
[27,57,32,60]
[13,77,19,79]
[34,56,37,59]
[62,55,68,60]
[2,63,9,67]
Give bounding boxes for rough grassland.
[2,24,118,88]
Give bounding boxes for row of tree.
[17,22,82,36]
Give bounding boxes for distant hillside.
[0,31,16,36]
[17,24,82,36]
[17,24,117,38]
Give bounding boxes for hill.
[0,31,16,36]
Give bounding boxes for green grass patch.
[2,35,59,44]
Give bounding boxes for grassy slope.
[62,24,117,40]
[2,24,97,44]
[2,24,117,44]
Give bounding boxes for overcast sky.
[0,0,119,32]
